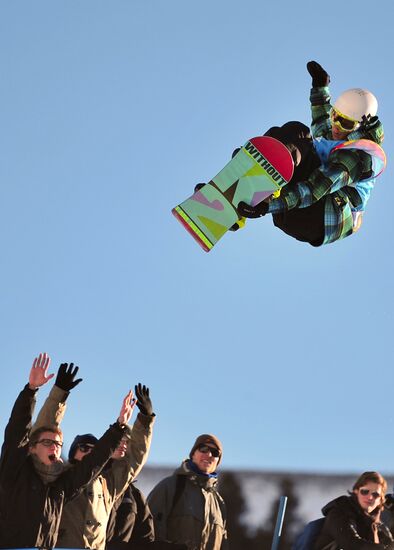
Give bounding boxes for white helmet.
[334,88,378,122]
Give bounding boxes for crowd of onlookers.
[1,355,394,550]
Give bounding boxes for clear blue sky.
[0,0,393,474]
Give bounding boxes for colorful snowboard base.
[172,136,294,252]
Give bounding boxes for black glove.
[55,363,82,391]
[135,383,153,416]
[360,115,379,130]
[237,200,269,218]
[307,61,330,87]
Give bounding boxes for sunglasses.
[359,488,381,499]
[37,438,63,448]
[331,109,359,133]
[197,445,220,458]
[77,444,95,453]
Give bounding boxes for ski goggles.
[330,108,359,133]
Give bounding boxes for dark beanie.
[68,433,98,462]
[189,434,223,465]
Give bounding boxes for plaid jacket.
[267,86,385,245]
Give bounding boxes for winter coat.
[314,494,394,550]
[106,482,155,548]
[34,384,155,549]
[0,384,127,549]
[147,460,228,550]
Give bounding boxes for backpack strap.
[168,474,187,517]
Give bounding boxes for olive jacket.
[148,460,228,550]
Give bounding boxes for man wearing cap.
[148,434,228,550]
[33,365,155,549]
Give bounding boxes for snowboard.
[172,136,294,252]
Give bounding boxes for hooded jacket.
[314,494,394,550]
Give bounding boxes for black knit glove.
[55,363,82,391]
[237,200,269,218]
[307,61,330,87]
[135,383,153,416]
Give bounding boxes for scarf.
[186,459,218,479]
[31,454,65,484]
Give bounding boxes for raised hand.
[55,363,83,391]
[118,389,136,425]
[306,61,330,87]
[29,353,54,389]
[135,383,153,416]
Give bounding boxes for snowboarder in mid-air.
[237,61,386,246]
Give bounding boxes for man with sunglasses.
[148,434,228,550]
[237,61,386,246]
[0,352,136,549]
[33,370,155,550]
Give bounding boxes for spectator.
[314,471,394,550]
[34,375,155,550]
[0,352,135,549]
[148,434,228,550]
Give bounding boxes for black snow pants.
[264,121,325,246]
